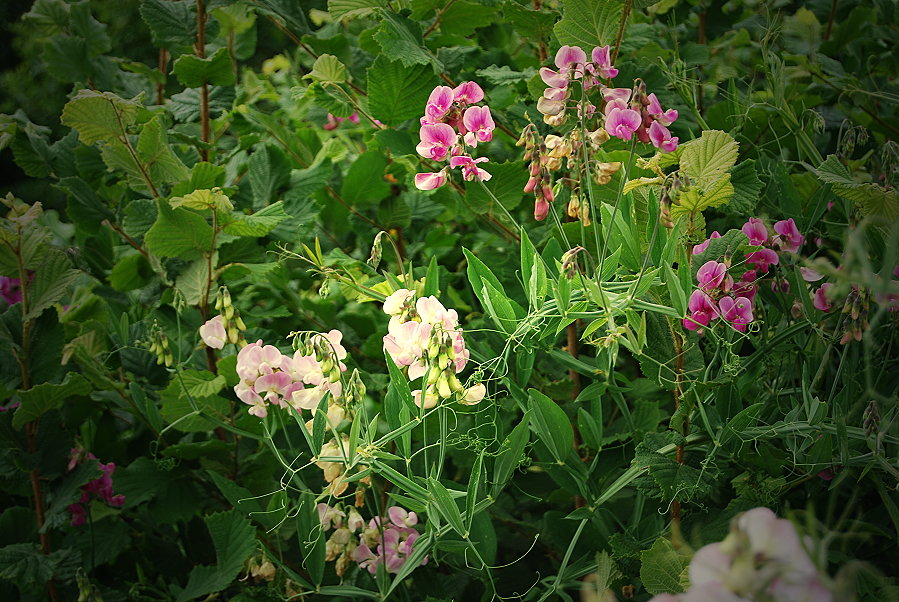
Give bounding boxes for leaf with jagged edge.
[60,89,141,145]
[553,0,622,49]
[640,537,687,595]
[328,0,387,20]
[144,201,214,259]
[24,248,80,321]
[815,155,899,223]
[367,55,437,126]
[13,373,91,429]
[303,54,347,84]
[374,11,439,70]
[671,173,734,218]
[177,511,256,601]
[680,130,738,184]
[139,0,195,52]
[173,47,236,87]
[727,160,763,215]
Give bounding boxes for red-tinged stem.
[197,0,210,161]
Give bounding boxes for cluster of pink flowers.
[650,507,832,602]
[536,44,679,151]
[233,330,347,418]
[524,45,679,221]
[317,502,427,577]
[382,289,485,408]
[685,217,805,333]
[66,448,126,527]
[414,81,494,190]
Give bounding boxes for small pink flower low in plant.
[414,171,447,190]
[773,218,803,253]
[693,231,721,255]
[450,155,491,182]
[813,282,834,311]
[648,121,678,152]
[696,260,729,292]
[199,315,227,349]
[683,290,718,331]
[718,296,754,332]
[742,217,768,246]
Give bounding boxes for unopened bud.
[235,316,246,331]
[368,231,385,268]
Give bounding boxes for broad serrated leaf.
[553,0,623,49]
[160,371,231,433]
[367,56,437,126]
[172,188,233,212]
[56,176,114,232]
[109,253,154,292]
[680,129,738,184]
[144,201,214,259]
[475,64,536,85]
[304,54,347,84]
[173,47,236,88]
[222,202,289,236]
[137,114,190,185]
[727,160,763,215]
[140,0,195,51]
[672,174,734,219]
[815,155,899,222]
[374,11,438,70]
[13,373,91,429]
[251,0,310,35]
[175,255,216,306]
[247,144,290,207]
[341,151,390,205]
[464,161,527,214]
[25,249,80,320]
[528,389,573,465]
[328,0,387,19]
[178,511,256,601]
[60,89,140,145]
[640,537,687,595]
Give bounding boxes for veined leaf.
[680,129,738,184]
[640,536,687,595]
[144,201,214,259]
[527,389,573,465]
[60,89,140,145]
[367,56,437,126]
[304,54,347,84]
[173,47,236,87]
[13,372,91,429]
[553,0,623,49]
[328,0,387,20]
[222,202,288,237]
[178,511,256,601]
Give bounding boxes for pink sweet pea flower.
[554,45,587,75]
[693,231,721,255]
[746,248,780,273]
[718,296,754,332]
[449,155,491,181]
[461,106,495,146]
[199,315,227,349]
[534,198,550,221]
[421,86,454,124]
[813,282,834,311]
[773,218,803,253]
[605,107,642,141]
[414,172,447,190]
[800,267,824,282]
[733,270,758,303]
[741,217,768,246]
[645,93,678,126]
[590,45,618,79]
[452,81,484,104]
[683,289,718,331]
[697,260,729,291]
[415,123,457,161]
[539,67,568,89]
[649,121,678,152]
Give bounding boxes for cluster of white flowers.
[382,289,485,408]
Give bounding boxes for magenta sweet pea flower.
[461,106,495,146]
[683,289,718,331]
[649,121,678,152]
[800,266,824,282]
[452,81,484,104]
[605,107,642,141]
[421,86,454,124]
[539,67,568,89]
[697,260,729,292]
[693,231,721,255]
[813,283,834,311]
[449,155,491,182]
[741,217,768,246]
[718,296,754,332]
[645,93,678,126]
[773,218,803,253]
[746,248,779,273]
[590,45,618,79]
[732,271,758,303]
[554,45,587,75]
[0,276,22,305]
[414,172,447,190]
[415,123,457,161]
[534,198,549,221]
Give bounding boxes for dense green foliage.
[0,0,897,601]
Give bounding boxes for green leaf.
[437,0,499,36]
[328,0,387,20]
[553,0,623,49]
[367,56,438,126]
[137,114,190,185]
[727,160,763,215]
[160,371,230,432]
[56,176,114,232]
[428,478,466,537]
[123,199,158,238]
[247,144,291,207]
[480,281,518,334]
[140,0,196,51]
[172,188,233,212]
[503,1,557,43]
[251,0,310,35]
[144,200,214,259]
[13,373,91,429]
[672,174,733,218]
[341,151,391,205]
[527,389,573,465]
[475,64,536,86]
[374,11,438,70]
[23,249,79,320]
[222,202,289,237]
[815,155,899,223]
[464,161,528,214]
[178,511,256,601]
[173,47,236,88]
[60,89,140,145]
[0,543,55,588]
[175,256,216,306]
[109,253,154,292]
[304,54,347,84]
[680,129,739,184]
[640,536,687,595]
[296,492,325,586]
